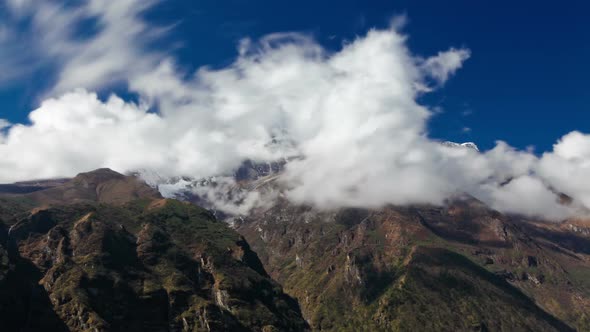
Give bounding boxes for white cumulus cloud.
[537,131,590,209]
[0,2,588,221]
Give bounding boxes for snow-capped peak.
[441,141,480,152]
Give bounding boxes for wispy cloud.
[0,0,165,95]
[420,48,471,86]
[0,119,10,129]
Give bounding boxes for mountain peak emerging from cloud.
[441,141,480,151]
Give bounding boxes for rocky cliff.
[220,180,590,331]
[0,169,308,332]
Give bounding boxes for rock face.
[0,169,308,332]
[230,193,590,331]
[133,163,590,331]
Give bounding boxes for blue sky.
[1,0,589,152]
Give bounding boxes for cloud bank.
[1,0,589,221]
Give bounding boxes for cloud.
[479,175,575,220]
[0,3,586,221]
[462,109,473,116]
[421,48,471,86]
[0,91,160,181]
[0,0,164,94]
[188,176,277,216]
[5,0,34,13]
[0,119,10,144]
[0,119,10,129]
[537,132,590,209]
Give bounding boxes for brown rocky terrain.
[3,167,590,331]
[0,169,308,332]
[206,174,590,331]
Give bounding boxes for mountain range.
[0,167,589,331]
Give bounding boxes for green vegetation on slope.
[0,198,308,332]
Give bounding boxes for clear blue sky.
[1,0,589,152]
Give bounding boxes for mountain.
[231,195,589,331]
[165,166,589,331]
[0,169,308,332]
[3,167,590,331]
[0,178,69,194]
[14,168,160,206]
[441,141,480,151]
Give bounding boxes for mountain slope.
[0,169,309,332]
[3,167,590,331]
[25,168,161,206]
[0,168,161,226]
[142,162,590,331]
[231,195,589,331]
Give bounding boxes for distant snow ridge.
[441,141,480,152]
[134,159,286,200]
[136,142,482,201]
[135,143,484,215]
[132,169,197,198]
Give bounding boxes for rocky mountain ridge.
[231,195,590,331]
[0,169,308,332]
[441,141,480,151]
[2,167,590,331]
[147,159,590,331]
